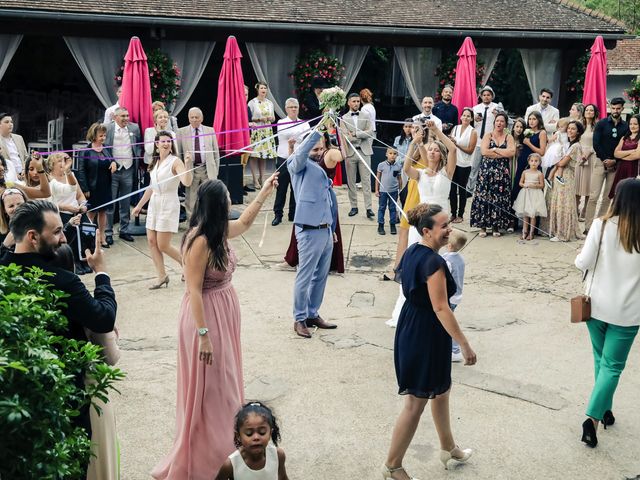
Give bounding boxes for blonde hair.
[46,152,65,172]
[153,109,169,123]
[152,100,165,111]
[448,230,468,251]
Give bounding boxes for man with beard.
[0,200,117,342]
[584,97,629,232]
[412,96,443,134]
[525,88,559,135]
[433,85,459,135]
[287,127,338,338]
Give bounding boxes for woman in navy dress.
[511,111,547,205]
[382,203,477,479]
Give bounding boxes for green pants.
[586,318,638,421]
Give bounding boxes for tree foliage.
[0,264,124,479]
[573,0,639,33]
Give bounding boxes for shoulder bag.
[571,219,606,323]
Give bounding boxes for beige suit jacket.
[339,111,374,157]
[176,125,220,179]
[0,133,29,173]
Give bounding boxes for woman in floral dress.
[247,82,277,188]
[470,112,516,237]
[548,120,585,242]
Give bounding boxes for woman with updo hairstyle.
[247,81,277,188]
[382,203,477,479]
[359,88,377,135]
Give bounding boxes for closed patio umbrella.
[451,37,477,121]
[582,36,608,120]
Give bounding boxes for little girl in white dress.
[513,153,547,241]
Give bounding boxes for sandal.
[452,217,463,224]
[521,231,528,240]
[478,230,487,238]
[493,231,501,237]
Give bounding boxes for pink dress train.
[152,245,244,480]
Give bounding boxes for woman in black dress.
[382,203,477,480]
[77,122,116,248]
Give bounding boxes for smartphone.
[77,222,97,261]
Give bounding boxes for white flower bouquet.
[523,128,534,138]
[319,86,347,113]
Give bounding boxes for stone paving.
[98,185,640,479]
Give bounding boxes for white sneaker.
[451,351,464,362]
[385,318,397,328]
[549,236,561,242]
[273,262,296,271]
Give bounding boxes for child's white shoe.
[451,351,464,363]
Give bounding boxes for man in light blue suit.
[287,128,338,338]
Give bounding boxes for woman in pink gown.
[152,174,279,480]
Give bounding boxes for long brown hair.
[149,131,176,171]
[604,178,640,253]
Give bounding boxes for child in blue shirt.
[375,148,402,235]
[441,230,468,362]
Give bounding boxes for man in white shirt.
[468,86,499,192]
[412,96,443,134]
[272,98,311,226]
[0,112,28,178]
[103,86,122,124]
[104,107,142,243]
[525,88,559,135]
[176,107,220,220]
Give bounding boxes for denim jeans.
[377,190,398,224]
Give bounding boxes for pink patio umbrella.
[451,37,477,121]
[120,36,154,132]
[582,36,608,120]
[213,36,250,204]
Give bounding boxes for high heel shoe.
[602,410,615,429]
[381,463,419,479]
[581,418,598,447]
[439,446,473,470]
[149,276,169,290]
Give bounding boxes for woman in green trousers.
[575,178,640,447]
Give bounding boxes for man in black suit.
[0,200,117,444]
[301,77,329,125]
[0,200,117,342]
[104,107,142,244]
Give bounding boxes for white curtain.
[327,45,369,93]
[0,34,23,83]
[160,39,215,116]
[476,48,501,86]
[519,49,563,106]
[394,47,442,110]
[246,43,300,118]
[64,37,129,108]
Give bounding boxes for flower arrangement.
[523,128,534,138]
[115,49,182,107]
[291,50,345,99]
[435,53,485,98]
[565,50,589,96]
[319,86,347,113]
[624,76,640,114]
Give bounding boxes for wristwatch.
[198,327,209,336]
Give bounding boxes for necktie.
[480,106,489,138]
[194,128,202,165]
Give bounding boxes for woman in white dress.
[388,121,457,327]
[133,131,193,289]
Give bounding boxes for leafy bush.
[624,76,640,114]
[291,49,346,100]
[0,264,124,479]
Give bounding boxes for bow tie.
[421,115,431,120]
[350,112,359,116]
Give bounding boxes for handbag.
[571,220,606,323]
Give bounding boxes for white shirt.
[276,117,311,158]
[451,124,474,168]
[3,136,22,174]
[525,103,560,134]
[103,102,119,124]
[361,103,377,132]
[575,217,640,327]
[112,125,133,170]
[50,178,80,213]
[412,112,443,131]
[3,159,18,183]
[472,102,498,139]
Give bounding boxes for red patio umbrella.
[120,36,154,132]
[214,36,250,205]
[582,36,608,120]
[451,37,477,121]
[214,36,250,156]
